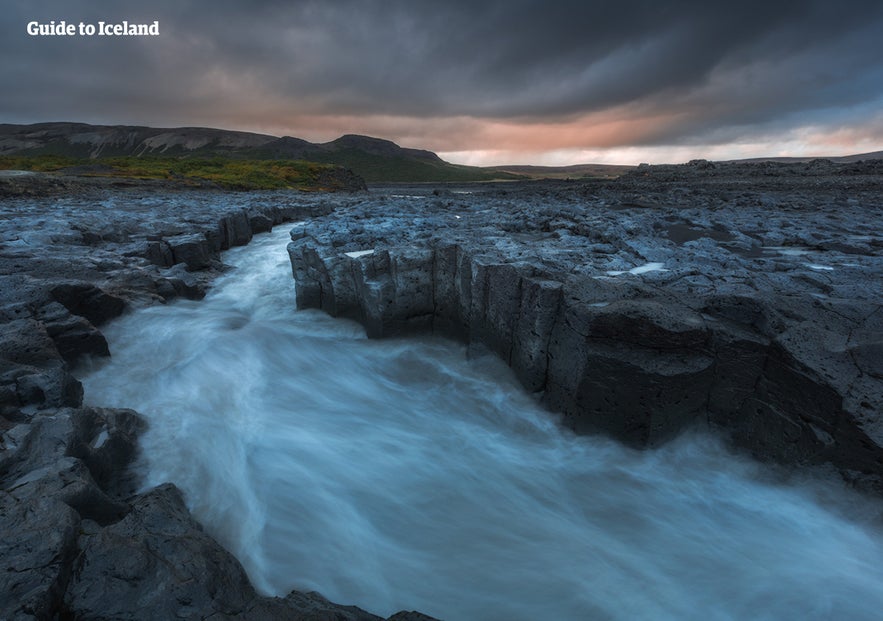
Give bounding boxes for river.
[82,224,883,621]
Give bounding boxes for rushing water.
[82,225,883,621]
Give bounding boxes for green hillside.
[0,154,361,191]
[0,123,523,184]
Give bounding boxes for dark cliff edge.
[0,192,436,621]
[288,163,883,494]
[290,239,883,486]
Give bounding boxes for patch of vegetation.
[0,154,82,171]
[0,155,348,190]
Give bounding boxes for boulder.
[49,282,127,327]
[167,233,216,271]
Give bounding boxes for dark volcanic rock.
[0,494,80,620]
[167,232,217,270]
[0,407,144,620]
[215,590,387,621]
[36,302,109,364]
[1,408,144,521]
[144,238,174,267]
[65,483,259,620]
[49,282,127,327]
[12,166,880,618]
[219,209,254,249]
[0,319,83,414]
[386,613,442,621]
[288,172,883,490]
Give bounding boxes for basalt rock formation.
[289,162,883,491]
[1,188,436,620]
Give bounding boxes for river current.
[83,225,883,620]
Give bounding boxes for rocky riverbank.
[288,160,883,491]
[0,187,435,620]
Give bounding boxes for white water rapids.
[82,226,883,620]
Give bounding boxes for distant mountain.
[10,122,874,184]
[0,122,521,183]
[486,163,635,179]
[724,151,883,164]
[0,122,275,158]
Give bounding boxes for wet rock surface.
[1,187,433,620]
[65,483,389,621]
[288,160,883,491]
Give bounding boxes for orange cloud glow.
[209,106,883,166]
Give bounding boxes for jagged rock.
[64,482,417,621]
[35,302,109,364]
[168,232,217,271]
[509,276,563,391]
[0,319,82,411]
[7,456,128,524]
[1,407,145,504]
[0,407,145,619]
[65,483,257,619]
[0,318,62,369]
[218,590,385,621]
[220,210,254,249]
[0,361,83,414]
[248,212,274,234]
[67,407,146,496]
[0,189,339,412]
[3,171,882,619]
[358,247,436,336]
[0,494,80,621]
[144,239,174,267]
[161,264,209,300]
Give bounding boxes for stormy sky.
[4,0,883,164]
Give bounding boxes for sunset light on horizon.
[4,0,883,166]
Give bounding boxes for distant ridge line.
[1,122,880,178]
[0,122,519,183]
[721,151,883,164]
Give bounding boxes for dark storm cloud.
[3,0,883,150]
